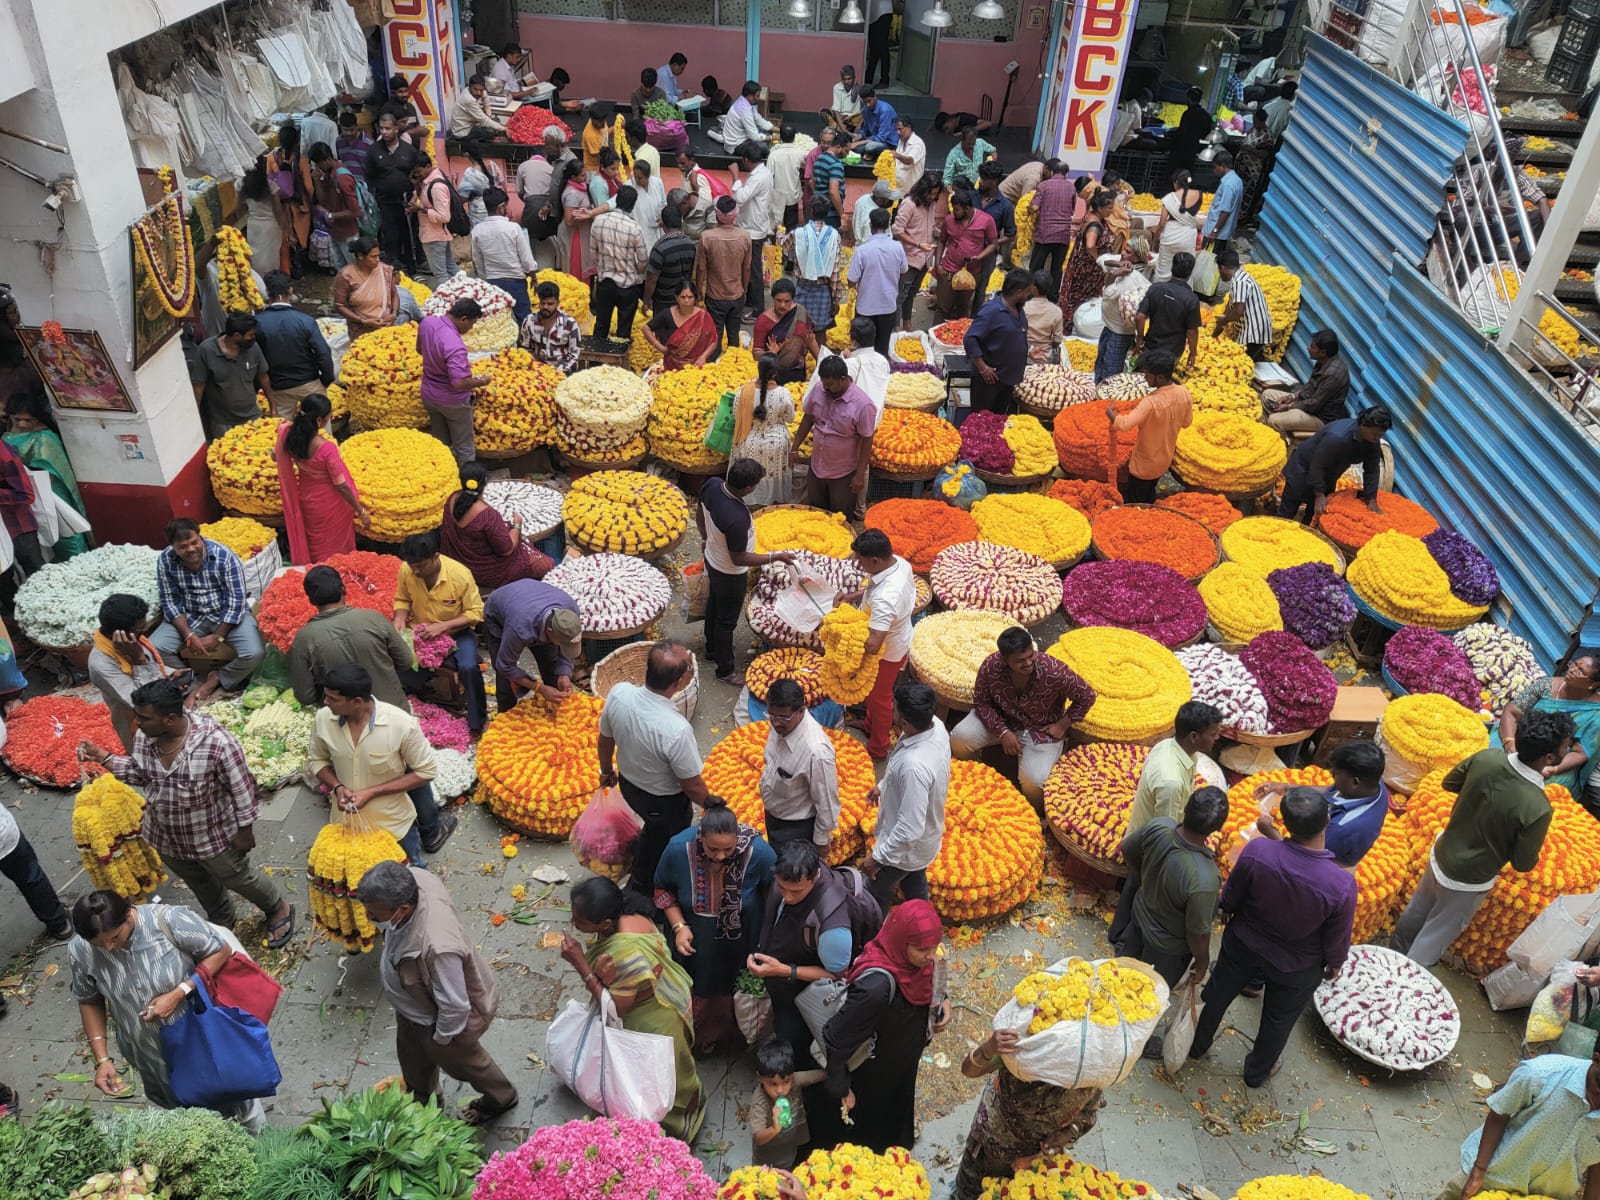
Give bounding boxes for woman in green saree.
[1494,651,1600,804]
[5,391,89,559]
[561,876,706,1142]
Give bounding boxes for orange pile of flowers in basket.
[1156,490,1243,534]
[1048,478,1122,520]
[1052,398,1140,478]
[1091,505,1218,579]
[862,498,979,573]
[1316,490,1440,549]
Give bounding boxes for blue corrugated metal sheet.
[1254,34,1470,387]
[1364,261,1600,664]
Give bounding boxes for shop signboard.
[1036,0,1141,173]
[382,0,463,128]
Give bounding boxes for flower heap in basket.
[1199,562,1284,642]
[745,647,828,708]
[884,371,946,410]
[1266,561,1355,650]
[1176,332,1259,415]
[978,1157,1157,1200]
[472,348,561,453]
[1062,560,1207,648]
[535,269,595,334]
[1016,365,1097,414]
[553,366,653,462]
[893,334,927,363]
[1178,644,1271,733]
[482,480,564,533]
[1384,625,1486,710]
[1237,630,1339,733]
[646,348,758,469]
[1173,411,1287,493]
[862,499,977,573]
[1348,530,1493,628]
[256,551,400,652]
[307,819,408,951]
[1379,692,1489,783]
[1053,397,1139,478]
[506,106,573,145]
[1315,490,1437,550]
[1423,527,1501,608]
[817,604,880,704]
[1316,944,1460,1070]
[1049,478,1122,520]
[544,553,669,633]
[748,553,864,651]
[206,418,283,516]
[339,324,426,429]
[933,318,971,348]
[422,275,518,351]
[870,410,961,475]
[199,516,276,562]
[477,694,605,837]
[342,428,460,541]
[796,1145,929,1200]
[72,775,165,900]
[202,685,314,789]
[968,413,1058,478]
[1063,340,1101,373]
[1157,490,1241,533]
[1099,371,1152,402]
[480,1117,716,1200]
[1092,505,1218,580]
[4,696,122,787]
[1221,515,1342,580]
[213,224,265,312]
[1043,741,1151,865]
[704,722,874,863]
[931,542,1060,625]
[972,493,1091,568]
[753,507,854,558]
[14,543,161,650]
[1239,263,1302,361]
[908,611,1015,706]
[1048,627,1191,742]
[1454,623,1543,718]
[562,469,689,555]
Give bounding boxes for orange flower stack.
[1157,491,1243,534]
[1053,399,1139,478]
[745,647,828,708]
[870,410,961,475]
[862,498,979,573]
[1041,742,1150,866]
[1048,478,1122,520]
[702,722,873,864]
[1091,505,1219,580]
[1316,490,1440,550]
[476,694,605,837]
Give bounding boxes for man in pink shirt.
[409,159,460,284]
[791,356,878,515]
[417,300,492,466]
[934,190,997,319]
[1107,348,1194,504]
[1028,162,1078,293]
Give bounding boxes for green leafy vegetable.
[247,1128,342,1200]
[0,1103,113,1200]
[642,100,684,123]
[103,1107,258,1200]
[303,1085,483,1200]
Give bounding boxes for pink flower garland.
[473,1117,716,1200]
[412,699,472,752]
[412,628,456,669]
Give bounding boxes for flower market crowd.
[2,48,1600,1200]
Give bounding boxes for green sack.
[704,389,737,456]
[1557,1022,1598,1059]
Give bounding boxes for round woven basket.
[885,395,944,414]
[1,753,75,790]
[1203,622,1249,653]
[912,575,932,615]
[563,450,647,472]
[1232,726,1315,748]
[655,453,728,477]
[906,660,974,711]
[1345,584,1407,632]
[873,465,944,483]
[223,507,285,529]
[590,640,698,719]
[476,445,538,461]
[1220,517,1348,577]
[973,467,1054,490]
[1090,504,1219,582]
[1018,399,1067,423]
[1046,821,1130,879]
[1380,663,1409,697]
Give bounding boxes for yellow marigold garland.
[397,272,432,306]
[477,694,605,837]
[746,647,827,708]
[1012,191,1037,264]
[1199,561,1284,642]
[339,324,426,429]
[752,508,851,559]
[817,604,881,704]
[1348,530,1489,628]
[908,610,1015,705]
[72,775,165,901]
[1176,331,1259,415]
[473,347,560,452]
[213,224,265,312]
[998,414,1058,476]
[308,817,409,952]
[796,1145,929,1200]
[1238,264,1302,362]
[1380,693,1489,777]
[981,1156,1155,1200]
[1046,627,1192,741]
[206,417,283,516]
[341,428,459,541]
[720,1167,786,1200]
[1220,515,1342,578]
[1041,742,1150,866]
[1173,411,1287,493]
[870,409,961,474]
[872,149,898,189]
[971,493,1091,567]
[1011,961,1162,1033]
[199,516,275,561]
[646,349,758,468]
[563,469,690,555]
[1232,1177,1369,1200]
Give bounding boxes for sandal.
[264,904,296,950]
[461,1093,518,1125]
[422,809,459,855]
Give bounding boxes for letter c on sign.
[1073,45,1119,94]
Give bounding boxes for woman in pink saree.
[275,393,371,564]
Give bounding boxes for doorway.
[862,0,937,95]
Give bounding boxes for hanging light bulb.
[839,0,866,25]
[789,0,813,18]
[973,0,1006,18]
[923,0,953,26]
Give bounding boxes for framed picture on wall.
[16,327,137,413]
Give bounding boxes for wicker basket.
[1018,399,1067,423]
[1047,821,1130,879]
[906,660,974,712]
[476,445,539,461]
[973,467,1054,491]
[590,640,699,720]
[223,507,285,529]
[1090,504,1220,582]
[873,465,943,483]
[1232,726,1315,748]
[563,450,648,473]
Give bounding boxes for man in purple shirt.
[482,579,583,714]
[1188,786,1357,1087]
[791,356,878,516]
[417,299,491,467]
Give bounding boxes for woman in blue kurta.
[654,797,775,1054]
[1493,652,1600,807]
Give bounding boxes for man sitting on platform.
[150,519,265,703]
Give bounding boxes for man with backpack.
[309,143,365,267]
[409,158,468,284]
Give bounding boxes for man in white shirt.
[821,65,862,135]
[470,187,536,325]
[729,140,776,319]
[863,679,950,909]
[893,117,927,189]
[769,125,810,231]
[630,160,667,253]
[841,528,916,761]
[761,679,841,851]
[1264,80,1297,140]
[449,75,508,144]
[656,52,688,104]
[491,45,539,99]
[597,640,712,896]
[853,180,899,245]
[718,80,775,150]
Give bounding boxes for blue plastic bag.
[933,462,987,511]
[160,974,282,1108]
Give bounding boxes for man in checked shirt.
[149,518,266,702]
[79,678,296,947]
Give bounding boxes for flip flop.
[265,904,296,950]
[461,1093,518,1125]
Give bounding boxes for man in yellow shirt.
[393,530,487,735]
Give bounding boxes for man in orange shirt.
[1107,349,1193,504]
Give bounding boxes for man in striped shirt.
[1217,251,1273,361]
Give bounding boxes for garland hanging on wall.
[131,166,196,319]
[214,225,265,313]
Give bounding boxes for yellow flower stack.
[1233,1178,1370,1200]
[563,469,690,555]
[200,517,276,561]
[342,429,460,541]
[1173,412,1287,493]
[307,818,409,952]
[1011,960,1162,1033]
[1199,561,1284,642]
[1047,627,1192,741]
[206,418,283,517]
[422,277,520,351]
[1380,693,1489,778]
[999,414,1058,476]
[646,349,758,469]
[553,366,653,463]
[1348,530,1489,628]
[1221,515,1342,578]
[872,149,898,189]
[745,647,828,707]
[1042,742,1151,866]
[477,694,605,837]
[214,225,265,312]
[629,311,663,372]
[339,325,427,429]
[1013,191,1037,264]
[720,1167,786,1200]
[534,269,595,334]
[314,383,351,421]
[397,273,432,306]
[1238,264,1302,361]
[473,348,561,454]
[817,604,881,704]
[971,493,1092,568]
[1495,267,1596,360]
[870,410,961,475]
[1177,332,1259,415]
[72,775,166,901]
[753,507,854,557]
[980,1156,1157,1200]
[884,372,947,410]
[909,610,1015,706]
[796,1145,930,1200]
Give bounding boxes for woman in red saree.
[751,277,820,385]
[275,393,371,564]
[439,461,554,591]
[643,282,720,370]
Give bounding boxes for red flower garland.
[256,551,401,652]
[4,696,123,786]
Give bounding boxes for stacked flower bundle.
[201,687,313,788]
[1495,267,1596,360]
[1012,191,1037,263]
[1422,527,1501,607]
[1384,625,1485,708]
[1011,961,1163,1033]
[1047,627,1192,741]
[339,324,427,429]
[931,542,1059,625]
[646,349,758,468]
[1061,560,1207,647]
[960,410,1018,472]
[1092,505,1218,580]
[15,544,161,650]
[1053,398,1139,478]
[307,819,408,952]
[884,370,946,411]
[972,493,1091,568]
[1157,490,1242,533]
[1042,741,1151,865]
[472,348,561,453]
[256,551,400,651]
[862,498,977,572]
[703,721,873,863]
[397,272,431,306]
[753,506,854,557]
[1048,478,1122,519]
[1239,630,1339,733]
[1176,332,1259,415]
[308,382,351,421]
[1348,530,1490,628]
[199,516,275,561]
[1380,693,1489,780]
[720,1168,784,1200]
[545,553,670,633]
[1172,412,1287,493]
[214,224,265,312]
[1016,365,1098,414]
[342,429,459,541]
[1454,623,1543,717]
[1064,341,1101,373]
[422,275,518,351]
[870,410,961,475]
[433,748,477,801]
[1233,1180,1367,1200]
[630,315,663,372]
[206,418,283,516]
[1000,414,1058,476]
[745,647,827,707]
[1239,263,1302,361]
[562,470,689,555]
[909,610,1015,705]
[1221,515,1342,578]
[72,775,165,900]
[1266,561,1355,650]
[893,335,927,362]
[979,1157,1156,1200]
[1406,769,1600,974]
[534,269,594,334]
[1316,490,1439,550]
[816,604,881,704]
[826,284,858,352]
[1099,372,1152,402]
[477,694,605,837]
[553,366,653,461]
[506,106,573,145]
[748,553,864,650]
[482,480,564,533]
[796,1146,929,1200]
[1177,644,1271,733]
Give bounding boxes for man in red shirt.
[1028,162,1079,294]
[933,190,997,320]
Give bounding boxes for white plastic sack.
[994,956,1170,1089]
[1161,970,1204,1074]
[1508,892,1600,977]
[1375,729,1431,795]
[1189,250,1220,298]
[546,989,676,1122]
[889,330,934,365]
[1105,269,1150,329]
[1483,959,1546,1011]
[1072,298,1106,340]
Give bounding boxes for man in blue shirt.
[656,52,688,104]
[963,268,1031,415]
[150,518,265,700]
[972,161,1016,310]
[848,87,898,156]
[1202,151,1245,253]
[1252,741,1389,868]
[1279,406,1391,522]
[253,271,336,420]
[847,206,908,354]
[1445,1050,1600,1200]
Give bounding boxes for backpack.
[340,167,381,240]
[835,864,886,958]
[430,174,472,237]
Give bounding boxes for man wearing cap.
[853,179,900,247]
[481,579,583,713]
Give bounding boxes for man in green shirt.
[1394,708,1576,967]
[1121,786,1229,987]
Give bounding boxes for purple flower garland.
[958,410,1016,473]
[1422,528,1500,606]
[1383,624,1483,709]
[1266,562,1356,651]
[1060,560,1208,648]
[1239,630,1340,733]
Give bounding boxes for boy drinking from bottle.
[750,1038,826,1168]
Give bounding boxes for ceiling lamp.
[923,0,953,26]
[973,0,1006,18]
[789,0,813,17]
[839,0,866,25]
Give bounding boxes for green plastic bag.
[253,645,292,691]
[704,389,737,456]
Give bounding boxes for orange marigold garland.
[746,647,828,708]
[1047,478,1122,520]
[3,695,123,787]
[1042,742,1150,866]
[862,498,979,573]
[870,410,962,474]
[1053,399,1138,478]
[477,694,604,837]
[1316,490,1440,550]
[1156,491,1243,534]
[1091,505,1219,580]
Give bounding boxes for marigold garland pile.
[473,348,561,452]
[1064,340,1101,373]
[1042,742,1150,865]
[1380,693,1490,778]
[563,470,690,555]
[909,611,1015,705]
[477,694,605,837]
[753,506,854,558]
[1054,398,1138,477]
[870,410,961,474]
[816,604,881,704]
[720,1167,785,1200]
[1046,627,1190,741]
[1348,530,1489,628]
[885,371,947,410]
[703,722,873,863]
[1157,490,1242,533]
[862,499,978,572]
[4,696,122,786]
[1316,489,1439,550]
[213,225,265,312]
[1172,411,1287,493]
[342,428,459,540]
[307,818,408,951]
[796,1145,929,1200]
[1221,515,1342,578]
[980,1156,1156,1200]
[1200,561,1284,642]
[339,324,427,429]
[1238,264,1302,361]
[745,647,828,707]
[553,366,654,461]
[1011,960,1163,1034]
[199,516,275,561]
[256,551,399,651]
[1175,332,1259,415]
[646,349,758,468]
[206,418,283,516]
[1233,1178,1367,1200]
[1092,505,1218,580]
[422,276,519,351]
[972,493,1091,567]
[1012,191,1037,263]
[931,542,1060,625]
[72,775,165,900]
[1048,478,1122,519]
[1061,559,1207,647]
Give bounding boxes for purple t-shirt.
[1220,837,1357,976]
[417,314,470,408]
[803,381,878,480]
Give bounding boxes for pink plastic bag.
[570,786,643,882]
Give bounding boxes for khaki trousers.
[395,1015,517,1110]
[271,379,328,420]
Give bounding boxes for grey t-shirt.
[190,335,267,439]
[1125,816,1220,956]
[597,682,702,796]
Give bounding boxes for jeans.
[400,630,488,733]
[0,832,68,933]
[619,777,692,898]
[424,399,476,467]
[163,846,287,928]
[707,297,744,358]
[1189,928,1324,1086]
[704,564,749,678]
[409,783,443,841]
[378,199,420,268]
[947,712,1064,803]
[399,824,424,865]
[422,239,458,285]
[865,310,897,356]
[747,237,767,313]
[488,276,533,326]
[867,862,927,911]
[150,613,266,692]
[592,278,643,339]
[898,266,928,323]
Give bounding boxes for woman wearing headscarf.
[806,899,951,1152]
[5,389,89,559]
[654,797,776,1053]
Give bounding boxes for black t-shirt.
[698,477,753,573]
[365,138,422,202]
[1138,280,1201,357]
